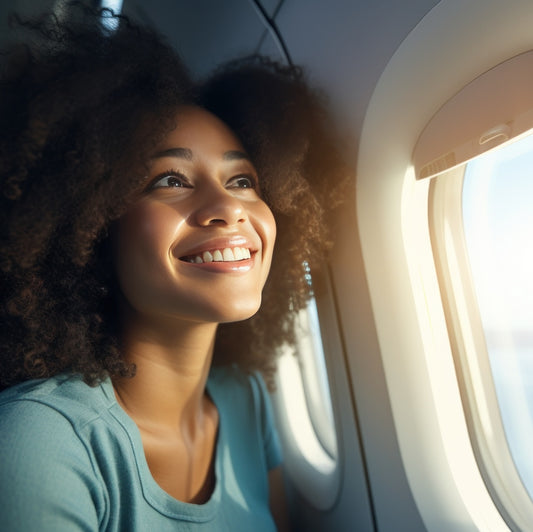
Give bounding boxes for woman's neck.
[112,313,219,436]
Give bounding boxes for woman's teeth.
[184,247,252,264]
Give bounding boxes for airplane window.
[462,133,533,499]
[296,294,337,458]
[411,48,533,526]
[295,262,337,458]
[99,0,123,30]
[428,131,533,528]
[271,269,340,510]
[100,0,123,11]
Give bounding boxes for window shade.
[413,50,533,180]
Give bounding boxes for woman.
[0,5,348,531]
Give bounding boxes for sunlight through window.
[462,133,533,498]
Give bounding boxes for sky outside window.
[462,132,533,498]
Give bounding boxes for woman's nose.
[194,185,247,227]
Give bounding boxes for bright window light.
[462,133,533,499]
[276,347,336,475]
[100,0,123,31]
[295,296,337,458]
[101,0,123,13]
[271,286,340,510]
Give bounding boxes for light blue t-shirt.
[0,366,282,531]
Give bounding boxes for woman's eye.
[149,172,191,189]
[227,175,257,189]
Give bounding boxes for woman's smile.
[176,236,256,273]
[114,105,276,325]
[174,234,256,265]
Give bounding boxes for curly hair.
[0,5,350,390]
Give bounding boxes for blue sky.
[463,133,533,334]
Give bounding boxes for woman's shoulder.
[0,373,113,433]
[0,375,107,531]
[209,365,282,470]
[208,364,269,402]
[208,365,275,432]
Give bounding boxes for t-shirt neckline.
[99,374,222,522]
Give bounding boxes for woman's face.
[114,106,276,326]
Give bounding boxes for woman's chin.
[214,299,262,325]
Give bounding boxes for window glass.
[462,133,533,498]
[99,0,123,30]
[100,0,123,12]
[271,269,340,509]
[295,295,337,459]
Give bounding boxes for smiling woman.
[0,4,349,532]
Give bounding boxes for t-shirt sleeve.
[250,372,283,470]
[0,400,102,532]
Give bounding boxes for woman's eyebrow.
[151,147,193,160]
[150,148,249,162]
[223,150,250,161]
